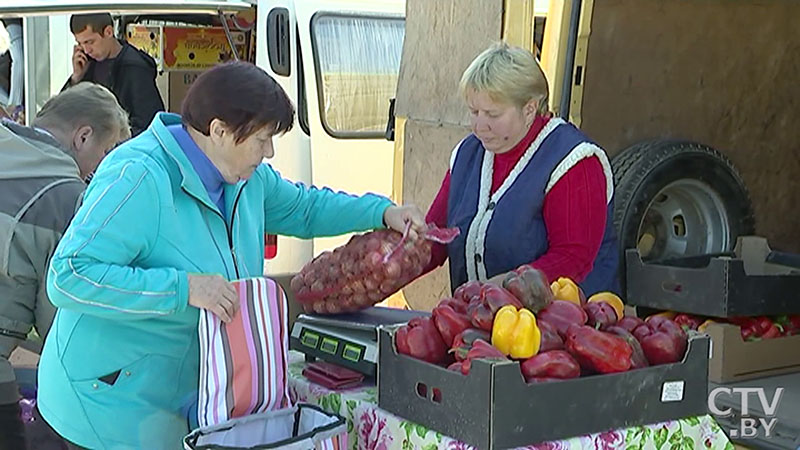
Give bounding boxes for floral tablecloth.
[287,352,733,450]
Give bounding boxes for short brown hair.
[33,82,130,142]
[181,61,294,143]
[70,13,113,35]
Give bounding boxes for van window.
[310,13,404,138]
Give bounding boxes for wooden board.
[395,0,502,127]
[401,118,470,311]
[580,0,800,252]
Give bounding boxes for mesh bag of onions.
[290,225,459,314]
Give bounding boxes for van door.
[258,0,405,275]
[294,1,405,256]
[256,0,314,275]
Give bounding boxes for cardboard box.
[167,70,202,113]
[626,236,800,318]
[378,326,710,449]
[706,322,800,383]
[126,24,162,67]
[162,26,246,71]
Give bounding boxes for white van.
[0,0,406,279]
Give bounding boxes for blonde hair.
[460,42,549,114]
[33,82,131,142]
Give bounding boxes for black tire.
[612,140,756,297]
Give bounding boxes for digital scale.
[290,306,428,377]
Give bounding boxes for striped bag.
[184,404,347,450]
[197,277,291,427]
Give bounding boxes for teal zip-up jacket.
[39,113,392,449]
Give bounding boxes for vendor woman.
[423,42,619,296]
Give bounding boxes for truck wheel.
[612,141,755,290]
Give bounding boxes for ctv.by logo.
[708,387,784,438]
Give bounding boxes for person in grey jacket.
[0,82,129,450]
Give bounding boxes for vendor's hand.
[383,204,426,239]
[187,274,239,323]
[71,45,89,84]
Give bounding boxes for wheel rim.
[636,179,730,261]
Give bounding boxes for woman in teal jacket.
[39,62,425,449]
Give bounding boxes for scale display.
[299,328,365,363]
[289,306,429,376]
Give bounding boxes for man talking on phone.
[66,13,164,136]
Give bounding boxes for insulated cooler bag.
[190,278,347,449]
[183,404,347,450]
[197,277,291,427]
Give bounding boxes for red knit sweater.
[423,116,608,283]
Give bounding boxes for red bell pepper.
[775,314,800,336]
[606,326,649,369]
[616,316,645,333]
[647,316,689,354]
[635,327,678,365]
[463,284,523,331]
[450,328,491,361]
[729,316,762,341]
[727,316,785,341]
[437,297,468,314]
[745,316,783,339]
[565,325,632,373]
[753,317,775,335]
[538,300,589,337]
[458,339,507,375]
[537,319,564,352]
[761,322,783,339]
[740,322,757,341]
[634,317,688,365]
[584,301,618,330]
[479,284,524,313]
[501,265,553,313]
[395,316,448,364]
[673,313,703,332]
[453,280,483,304]
[466,300,494,331]
[520,350,580,381]
[432,304,473,347]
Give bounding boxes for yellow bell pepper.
[550,277,586,306]
[697,319,716,333]
[491,305,541,359]
[587,292,625,319]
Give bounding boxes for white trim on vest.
[463,118,564,281]
[545,142,615,204]
[449,137,468,171]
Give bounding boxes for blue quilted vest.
[447,118,620,296]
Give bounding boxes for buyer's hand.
[71,45,89,84]
[187,274,239,323]
[383,204,426,239]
